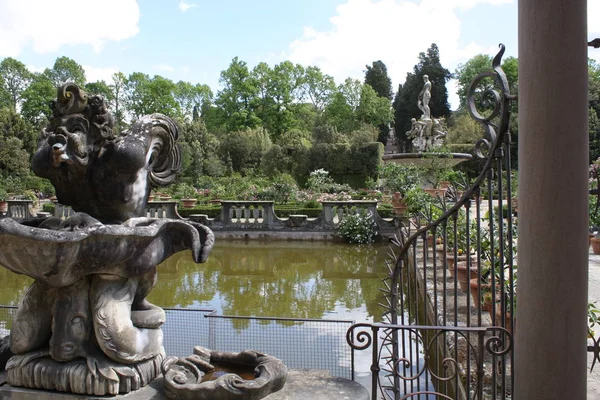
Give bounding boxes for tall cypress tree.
[364,60,393,143]
[393,44,451,151]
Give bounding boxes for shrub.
[336,209,378,244]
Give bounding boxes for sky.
[0,0,599,110]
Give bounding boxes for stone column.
[516,0,588,398]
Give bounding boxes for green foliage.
[219,127,271,174]
[44,56,86,87]
[364,60,393,100]
[43,202,56,214]
[0,57,33,110]
[172,182,198,200]
[590,194,600,229]
[21,74,55,125]
[589,302,600,337]
[0,136,30,178]
[378,163,421,196]
[336,209,378,244]
[404,187,433,215]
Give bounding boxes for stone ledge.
[0,369,369,400]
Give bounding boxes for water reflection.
[0,241,390,388]
[146,241,389,322]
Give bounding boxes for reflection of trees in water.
[142,242,390,323]
[0,268,32,306]
[148,251,220,308]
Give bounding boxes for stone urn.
[592,237,600,254]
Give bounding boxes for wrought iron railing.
[365,45,517,399]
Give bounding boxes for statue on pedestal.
[406,75,448,152]
[0,84,287,398]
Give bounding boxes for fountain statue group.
[0,84,287,398]
[405,75,448,152]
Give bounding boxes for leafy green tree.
[219,127,271,174]
[180,119,225,179]
[323,90,355,133]
[0,136,30,178]
[44,56,86,87]
[0,107,38,156]
[299,66,336,111]
[356,84,393,128]
[216,57,261,132]
[174,81,213,122]
[110,72,127,132]
[393,44,451,150]
[454,54,519,110]
[364,60,392,100]
[124,73,179,119]
[0,57,33,110]
[21,74,55,125]
[364,60,393,143]
[85,80,114,104]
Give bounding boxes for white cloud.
[154,64,175,72]
[590,0,600,34]
[0,0,140,57]
[83,65,119,83]
[287,0,514,109]
[178,0,198,12]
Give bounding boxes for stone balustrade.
[5,199,398,240]
[5,200,36,219]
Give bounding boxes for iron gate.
[349,45,516,400]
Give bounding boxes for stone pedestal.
[0,369,369,400]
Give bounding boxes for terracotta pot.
[469,278,493,311]
[181,199,197,208]
[424,188,446,197]
[439,181,451,189]
[446,254,469,276]
[0,201,7,213]
[493,304,514,335]
[456,262,478,292]
[590,233,595,246]
[426,235,443,249]
[592,237,600,255]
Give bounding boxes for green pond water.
[0,241,390,382]
[0,241,390,318]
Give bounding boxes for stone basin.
[162,346,288,400]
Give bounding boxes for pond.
[0,240,392,391]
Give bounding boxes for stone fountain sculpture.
[405,75,448,152]
[0,84,287,398]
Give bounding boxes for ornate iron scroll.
[374,44,517,399]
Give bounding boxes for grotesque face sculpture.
[32,84,181,224]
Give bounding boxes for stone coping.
[0,369,369,400]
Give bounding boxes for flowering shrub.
[336,209,378,244]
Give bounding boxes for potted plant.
[174,183,199,208]
[378,164,421,216]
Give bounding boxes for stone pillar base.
[4,352,163,396]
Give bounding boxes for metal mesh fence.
[0,305,354,380]
[0,305,16,337]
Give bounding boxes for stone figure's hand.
[59,212,103,231]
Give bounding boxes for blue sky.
[0,0,598,109]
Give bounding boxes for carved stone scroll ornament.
[162,346,288,400]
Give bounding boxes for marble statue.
[417,74,432,120]
[0,84,288,398]
[406,75,448,152]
